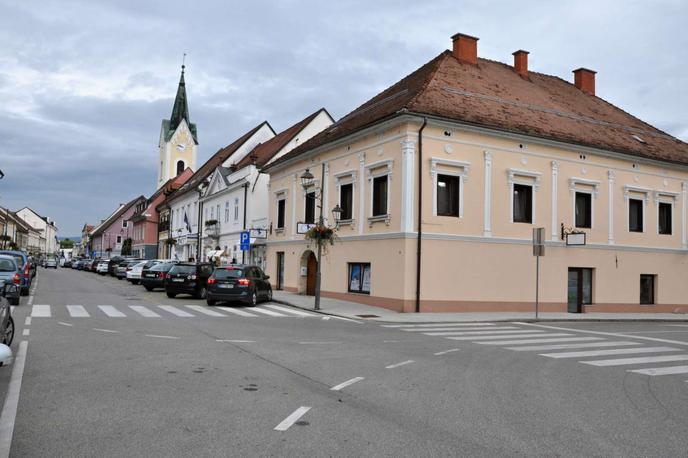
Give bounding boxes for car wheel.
[166,292,176,298]
[20,287,28,297]
[248,291,258,307]
[10,297,19,306]
[132,280,140,285]
[144,285,153,291]
[196,287,207,300]
[206,299,216,306]
[2,316,14,346]
[265,288,273,302]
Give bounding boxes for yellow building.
[263,33,688,314]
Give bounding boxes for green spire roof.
[163,65,198,144]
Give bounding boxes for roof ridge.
[406,51,452,110]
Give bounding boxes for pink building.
[90,196,145,258]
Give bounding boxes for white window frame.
[430,158,470,218]
[116,235,122,244]
[366,160,393,225]
[624,185,651,233]
[225,201,229,223]
[122,219,128,228]
[335,170,357,226]
[234,198,240,222]
[569,178,600,229]
[507,168,541,224]
[654,190,679,236]
[273,189,288,233]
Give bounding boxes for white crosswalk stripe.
[185,305,226,317]
[157,305,194,317]
[425,329,546,337]
[403,326,519,332]
[506,341,642,351]
[31,305,51,317]
[66,305,89,317]
[129,305,161,317]
[98,305,126,317]
[216,306,258,317]
[581,354,688,367]
[629,365,688,376]
[382,323,495,328]
[448,333,571,341]
[540,346,680,359]
[263,304,319,317]
[250,307,287,317]
[477,337,605,345]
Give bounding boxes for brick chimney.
[512,50,529,77]
[573,68,596,95]
[451,33,479,65]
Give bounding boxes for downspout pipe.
[242,183,248,264]
[415,117,427,313]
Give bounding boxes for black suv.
[206,265,272,307]
[140,261,178,291]
[164,263,214,299]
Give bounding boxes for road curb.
[270,298,360,320]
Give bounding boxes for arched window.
[176,160,185,176]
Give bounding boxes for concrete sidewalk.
[273,290,688,323]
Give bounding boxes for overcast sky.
[1,0,686,236]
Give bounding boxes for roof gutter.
[415,117,427,313]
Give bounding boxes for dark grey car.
[0,255,21,306]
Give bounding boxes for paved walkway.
[273,291,688,323]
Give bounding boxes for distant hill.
[57,236,81,242]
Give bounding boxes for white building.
[15,207,58,254]
[201,108,333,268]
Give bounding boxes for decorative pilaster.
[483,151,493,237]
[550,161,558,241]
[291,173,297,240]
[607,170,615,245]
[682,182,687,249]
[323,163,329,224]
[358,152,366,235]
[400,137,415,233]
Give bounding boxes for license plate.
[219,284,234,288]
[146,274,156,278]
[172,278,184,282]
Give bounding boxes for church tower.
[157,64,198,189]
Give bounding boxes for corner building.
[264,33,688,314]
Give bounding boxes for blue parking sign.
[240,231,250,251]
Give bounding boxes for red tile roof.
[268,50,688,168]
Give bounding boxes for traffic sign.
[249,228,267,239]
[240,231,250,251]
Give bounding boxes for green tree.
[121,238,133,256]
[60,238,75,249]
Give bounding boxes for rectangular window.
[116,235,122,244]
[575,192,592,228]
[437,174,460,217]
[277,199,286,229]
[348,263,371,294]
[658,202,672,235]
[305,192,316,224]
[340,183,353,220]
[122,220,128,228]
[640,274,655,305]
[225,202,229,223]
[234,198,240,221]
[629,198,643,232]
[513,183,533,223]
[372,175,388,217]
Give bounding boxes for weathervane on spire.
[181,52,186,73]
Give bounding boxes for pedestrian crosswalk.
[31,303,320,319]
[387,322,688,380]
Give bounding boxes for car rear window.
[213,268,245,279]
[169,265,195,274]
[0,259,16,272]
[150,262,175,271]
[143,260,161,269]
[8,255,24,267]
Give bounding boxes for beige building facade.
[264,34,688,314]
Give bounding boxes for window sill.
[347,290,370,295]
[275,227,285,234]
[337,219,355,227]
[368,214,391,227]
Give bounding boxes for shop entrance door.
[567,268,593,313]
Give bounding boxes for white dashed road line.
[0,340,28,458]
[144,334,180,340]
[330,377,365,391]
[298,341,342,345]
[274,406,311,432]
[385,360,414,369]
[434,348,461,356]
[58,322,73,327]
[629,366,688,376]
[216,340,256,343]
[21,330,29,336]
[23,318,30,326]
[92,328,119,334]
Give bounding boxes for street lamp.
[300,165,342,310]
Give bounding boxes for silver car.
[44,257,58,269]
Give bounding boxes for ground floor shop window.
[348,263,370,294]
[640,274,656,305]
[567,267,593,313]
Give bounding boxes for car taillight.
[24,264,29,277]
[13,273,21,285]
[238,278,250,286]
[160,272,166,279]
[188,274,197,280]
[207,277,216,285]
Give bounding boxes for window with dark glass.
[304,192,316,224]
[372,175,388,216]
[340,183,353,220]
[658,202,672,235]
[640,274,655,304]
[513,184,532,223]
[348,262,371,294]
[277,199,285,229]
[629,198,643,232]
[176,160,185,176]
[437,175,460,217]
[575,192,592,228]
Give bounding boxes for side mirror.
[0,344,12,366]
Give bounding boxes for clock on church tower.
[157,64,198,189]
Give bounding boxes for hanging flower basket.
[164,238,177,246]
[304,225,337,245]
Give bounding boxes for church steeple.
[169,65,190,134]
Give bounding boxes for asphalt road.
[1,267,687,457]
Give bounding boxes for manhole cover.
[356,314,379,318]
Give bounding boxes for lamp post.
[300,164,342,310]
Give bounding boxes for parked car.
[96,260,109,275]
[0,286,15,346]
[126,260,151,285]
[104,256,124,276]
[116,259,141,280]
[164,263,214,299]
[28,257,38,278]
[206,265,272,307]
[0,255,21,306]
[44,256,58,269]
[140,261,178,291]
[0,251,32,296]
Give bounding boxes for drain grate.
[356,314,379,318]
